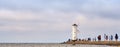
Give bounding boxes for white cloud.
[76,14,120,29]
[0,9,74,32]
[0,0,120,42]
[0,9,42,21]
[0,9,120,34]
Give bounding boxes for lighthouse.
[72,24,78,41]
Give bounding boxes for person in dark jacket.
[115,34,118,41]
[98,35,101,41]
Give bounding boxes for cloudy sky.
[0,0,120,43]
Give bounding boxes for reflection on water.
[0,43,118,47]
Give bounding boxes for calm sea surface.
[0,43,118,47]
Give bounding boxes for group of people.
[97,34,119,41]
[67,34,119,42]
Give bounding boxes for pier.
[64,41,120,46]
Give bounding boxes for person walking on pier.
[115,34,118,41]
[110,35,113,41]
[106,35,108,41]
[98,35,101,41]
[104,34,106,41]
[104,34,108,41]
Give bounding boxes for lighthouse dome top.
[72,24,77,26]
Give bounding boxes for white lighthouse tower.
[72,24,78,41]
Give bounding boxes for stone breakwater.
[64,41,120,46]
[0,43,119,47]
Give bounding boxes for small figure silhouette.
[106,35,108,41]
[115,34,118,41]
[98,35,101,41]
[110,35,113,41]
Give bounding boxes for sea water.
[0,43,118,47]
